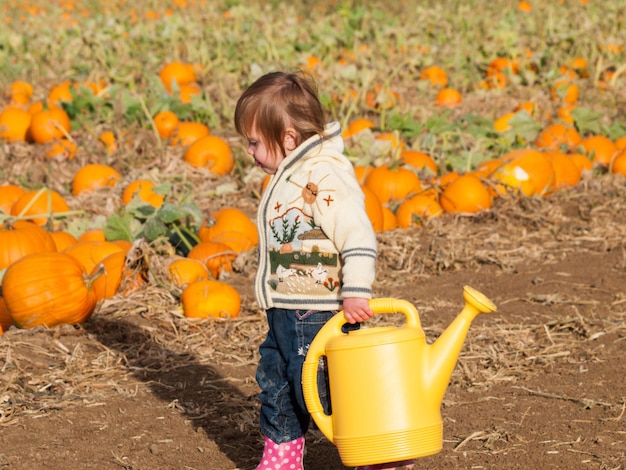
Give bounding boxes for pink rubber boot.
[255,436,305,470]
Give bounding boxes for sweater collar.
[281,121,343,172]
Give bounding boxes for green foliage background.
[1,0,624,172]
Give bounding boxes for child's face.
[246,130,283,175]
[245,126,296,175]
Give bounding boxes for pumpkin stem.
[15,187,47,218]
[0,214,12,226]
[136,93,163,150]
[52,120,74,142]
[9,209,85,223]
[85,263,105,289]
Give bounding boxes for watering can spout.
[425,285,497,402]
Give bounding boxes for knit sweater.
[255,121,378,311]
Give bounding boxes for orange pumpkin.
[440,173,493,213]
[183,135,234,175]
[158,61,196,93]
[396,194,443,227]
[72,164,122,196]
[360,185,384,233]
[438,170,460,188]
[78,228,107,242]
[400,150,438,175]
[168,121,210,147]
[535,123,581,151]
[364,165,422,205]
[112,239,133,253]
[90,251,127,301]
[544,151,582,189]
[0,220,57,270]
[419,65,448,87]
[187,241,236,279]
[381,206,398,231]
[9,80,33,105]
[353,165,372,185]
[579,135,618,167]
[493,112,515,132]
[28,107,72,144]
[551,79,579,105]
[2,252,98,329]
[63,240,125,274]
[487,57,519,78]
[611,149,626,176]
[342,118,375,139]
[121,179,165,207]
[167,257,210,288]
[0,107,32,143]
[198,207,258,247]
[47,81,73,106]
[491,149,556,197]
[49,230,78,252]
[153,110,180,139]
[45,138,77,161]
[98,131,117,153]
[209,231,258,253]
[0,183,26,214]
[180,279,241,319]
[435,88,462,107]
[569,153,594,173]
[10,188,70,226]
[556,104,576,124]
[474,158,505,179]
[0,297,13,334]
[178,83,202,103]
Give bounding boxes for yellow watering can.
[302,285,497,467]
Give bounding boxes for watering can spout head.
[425,286,497,399]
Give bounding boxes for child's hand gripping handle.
[301,298,422,443]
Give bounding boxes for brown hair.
[234,71,326,159]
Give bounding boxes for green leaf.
[104,213,137,241]
[459,114,494,139]
[125,198,157,219]
[425,112,458,135]
[504,111,542,142]
[120,90,143,123]
[605,121,626,140]
[178,203,205,224]
[157,203,188,224]
[157,202,204,225]
[386,112,423,137]
[141,217,168,241]
[572,107,605,136]
[151,182,171,195]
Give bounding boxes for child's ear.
[283,128,297,152]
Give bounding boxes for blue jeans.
[256,308,336,444]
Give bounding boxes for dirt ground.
[1,173,625,470]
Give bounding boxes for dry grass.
[2,174,625,434]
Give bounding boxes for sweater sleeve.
[310,164,377,299]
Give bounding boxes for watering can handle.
[301,298,421,443]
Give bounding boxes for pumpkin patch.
[0,2,625,467]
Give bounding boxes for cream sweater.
[255,121,377,311]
